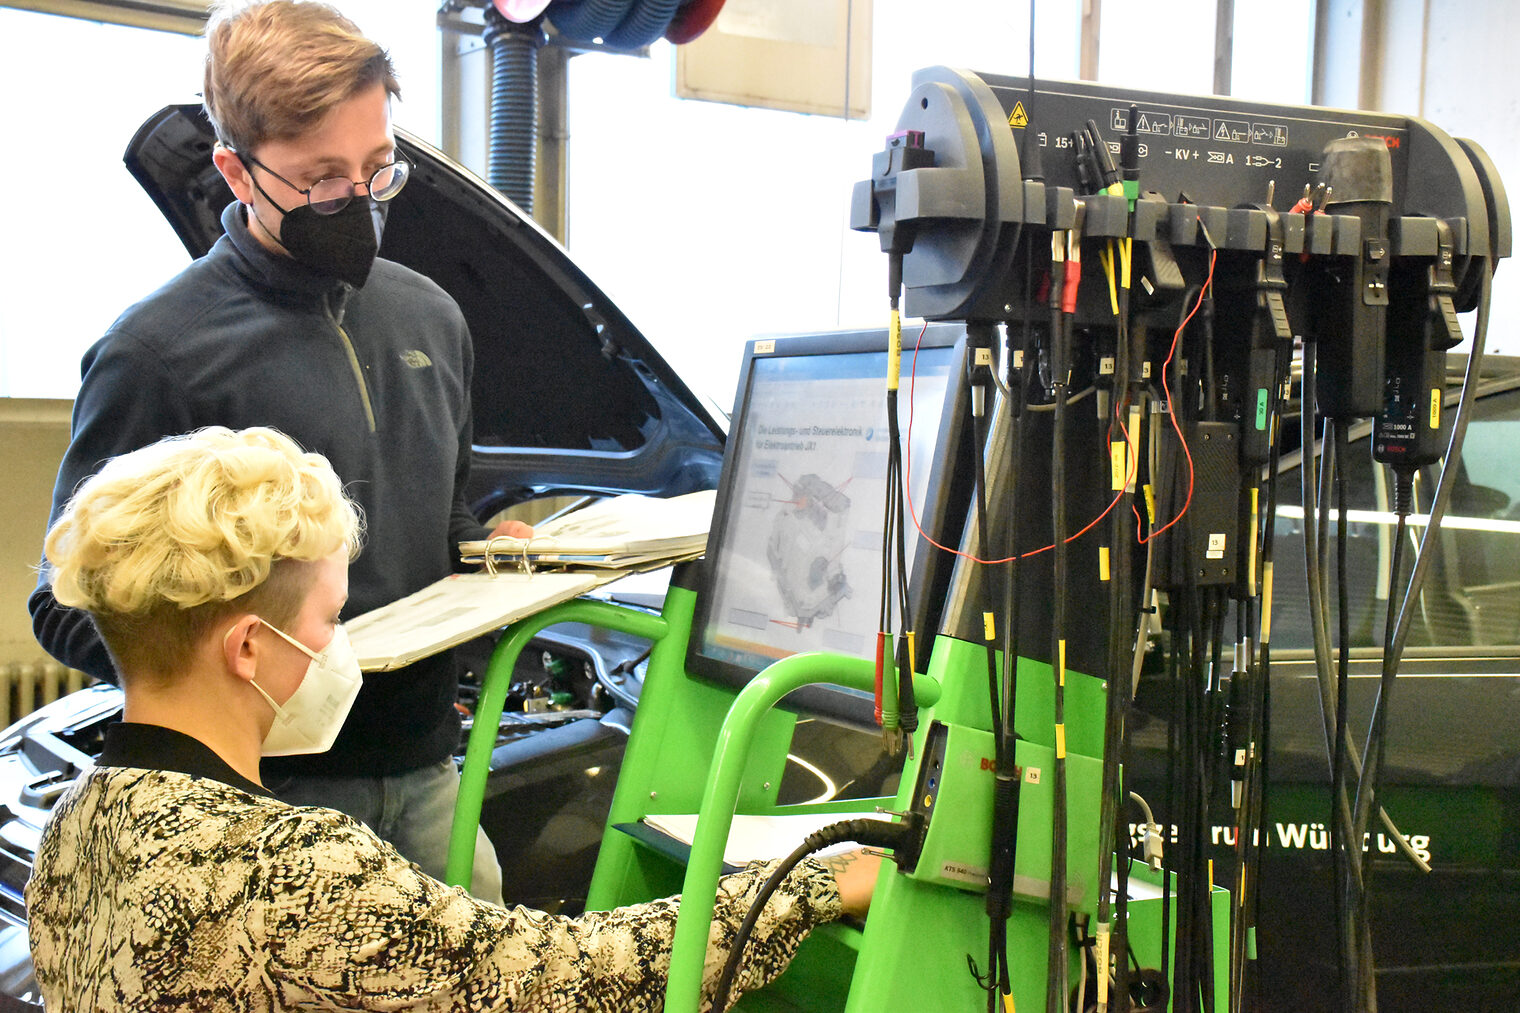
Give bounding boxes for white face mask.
[248,620,363,756]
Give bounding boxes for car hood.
[122,104,724,516]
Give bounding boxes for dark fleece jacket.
[30,200,489,777]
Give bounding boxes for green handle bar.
[446,598,670,887]
[662,652,940,1012]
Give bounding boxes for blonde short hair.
[203,0,400,154]
[45,427,363,680]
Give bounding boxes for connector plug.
[1142,822,1165,871]
[867,129,937,259]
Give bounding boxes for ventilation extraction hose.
[484,8,545,215]
[548,0,688,49]
[546,0,633,42]
[604,0,680,48]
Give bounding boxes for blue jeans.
[269,760,504,906]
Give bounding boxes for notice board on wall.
[674,0,872,119]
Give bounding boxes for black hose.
[549,0,681,48]
[484,12,544,214]
[547,0,633,41]
[711,817,917,1013]
[605,0,680,48]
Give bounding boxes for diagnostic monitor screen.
[687,326,963,719]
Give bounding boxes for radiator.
[0,662,87,728]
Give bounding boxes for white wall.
[0,401,72,665]
[1320,0,1518,355]
[1403,0,1519,354]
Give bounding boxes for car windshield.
[1271,384,1520,652]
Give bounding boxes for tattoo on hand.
[820,853,859,878]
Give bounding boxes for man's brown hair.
[203,1,400,154]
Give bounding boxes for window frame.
[1,1,208,35]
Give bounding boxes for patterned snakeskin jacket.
[26,724,841,1012]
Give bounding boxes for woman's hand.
[819,849,883,919]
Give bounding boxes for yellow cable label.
[1002,994,1015,1013]
[887,309,902,392]
[1055,723,1066,758]
[1429,387,1441,429]
[906,631,917,674]
[1058,639,1066,686]
[1099,545,1111,582]
[983,612,996,641]
[1127,405,1141,492]
[1094,927,1112,1002]
[1102,244,1120,316]
[1110,441,1126,490]
[1261,561,1274,645]
[1144,484,1156,524]
[1247,486,1260,596]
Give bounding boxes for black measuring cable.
[1199,589,1225,1010]
[1237,342,1289,1007]
[1149,278,1197,1003]
[888,311,919,742]
[1347,466,1410,1010]
[884,378,907,742]
[1159,272,1217,1013]
[876,429,896,733]
[711,816,919,1013]
[1231,332,1291,1012]
[877,253,908,749]
[1226,577,1250,1009]
[1045,228,1075,1013]
[1174,584,1209,1013]
[963,330,1013,1012]
[1358,262,1495,830]
[1320,418,1350,1007]
[1149,284,1204,1012]
[1330,418,1359,1011]
[1301,347,1368,1013]
[1158,583,1182,1004]
[982,239,1038,1013]
[1347,262,1495,1012]
[1094,220,1140,1013]
[1299,346,1363,885]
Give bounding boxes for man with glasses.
[29,0,521,904]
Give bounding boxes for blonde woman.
[28,427,877,1011]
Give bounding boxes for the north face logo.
[399,350,433,368]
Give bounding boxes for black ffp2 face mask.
[248,176,387,288]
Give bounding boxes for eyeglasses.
[238,151,411,215]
